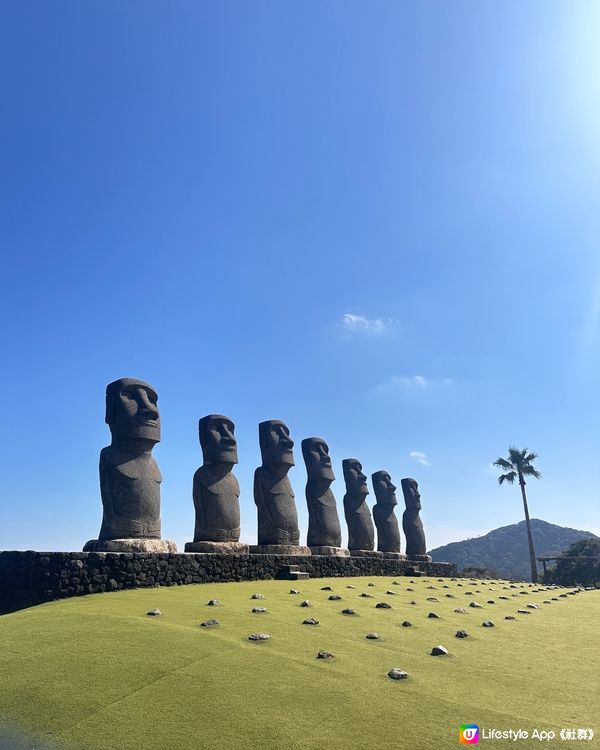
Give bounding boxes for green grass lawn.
[0,577,598,750]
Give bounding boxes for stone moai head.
[342,458,369,496]
[259,420,295,467]
[105,378,160,444]
[199,414,238,464]
[372,470,397,505]
[302,437,335,482]
[401,478,421,509]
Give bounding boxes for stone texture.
[372,470,402,554]
[349,550,383,558]
[200,619,219,627]
[146,608,161,616]
[249,545,311,556]
[455,630,468,638]
[251,593,265,599]
[303,618,319,625]
[84,378,176,553]
[365,633,380,639]
[251,607,266,613]
[302,437,342,550]
[254,420,300,547]
[317,651,334,659]
[375,602,391,609]
[309,546,350,557]
[342,458,375,552]
[248,633,270,641]
[184,541,249,554]
[482,620,495,627]
[387,668,408,680]
[300,600,311,607]
[431,645,448,656]
[428,612,440,618]
[341,608,355,615]
[0,551,456,614]
[207,599,220,606]
[401,620,412,627]
[401,479,432,560]
[189,414,241,548]
[84,539,176,553]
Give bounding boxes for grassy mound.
[0,577,597,750]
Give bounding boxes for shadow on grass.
[0,724,62,750]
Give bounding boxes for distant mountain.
[429,519,599,580]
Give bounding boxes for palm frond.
[493,458,513,471]
[523,466,541,480]
[498,471,517,485]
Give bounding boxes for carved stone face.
[342,458,368,495]
[199,414,238,464]
[302,437,335,482]
[401,478,421,509]
[372,470,397,505]
[259,420,294,466]
[105,378,160,444]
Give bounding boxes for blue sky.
[1,1,599,553]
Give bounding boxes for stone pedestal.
[309,546,350,557]
[249,545,312,556]
[184,541,249,554]
[349,549,384,558]
[408,554,432,562]
[381,551,406,560]
[83,538,177,553]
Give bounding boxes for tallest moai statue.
[83,378,176,553]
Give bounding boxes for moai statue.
[250,420,310,555]
[302,437,348,556]
[83,378,176,553]
[185,415,248,554]
[342,458,378,556]
[372,470,405,559]
[401,478,432,562]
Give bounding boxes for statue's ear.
[105,391,114,425]
[105,384,120,426]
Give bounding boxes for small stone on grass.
[388,668,408,680]
[317,651,334,659]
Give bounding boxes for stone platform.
[0,550,457,615]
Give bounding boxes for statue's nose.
[139,391,158,418]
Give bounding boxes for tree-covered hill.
[429,519,598,580]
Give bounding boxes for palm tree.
[493,447,541,583]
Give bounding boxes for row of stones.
[144,583,584,682]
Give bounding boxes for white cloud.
[339,313,396,335]
[410,451,430,466]
[375,374,453,393]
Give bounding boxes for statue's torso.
[99,446,162,539]
[193,466,240,542]
[306,483,341,547]
[402,509,427,555]
[254,468,299,545]
[343,493,375,550]
[373,503,401,552]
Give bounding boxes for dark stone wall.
[0,550,457,615]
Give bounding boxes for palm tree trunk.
[519,477,538,582]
